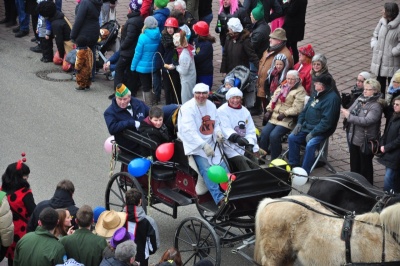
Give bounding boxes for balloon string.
[147,156,153,217]
[109,140,117,178]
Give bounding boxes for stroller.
[96,20,121,80]
[209,65,258,108]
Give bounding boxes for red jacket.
[294,62,312,95]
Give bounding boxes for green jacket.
[14,226,66,266]
[60,228,107,266]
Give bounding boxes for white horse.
[254,195,400,266]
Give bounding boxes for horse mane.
[380,202,400,236]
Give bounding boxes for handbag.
[360,129,380,156]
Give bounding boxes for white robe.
[217,103,259,159]
[177,99,223,165]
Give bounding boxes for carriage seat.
[151,164,176,181]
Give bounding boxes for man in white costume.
[217,87,260,171]
[177,83,227,206]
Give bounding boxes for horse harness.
[270,198,400,266]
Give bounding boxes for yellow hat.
[115,84,130,98]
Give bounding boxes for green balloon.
[207,165,228,184]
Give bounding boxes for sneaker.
[0,19,8,24]
[30,45,42,53]
[12,26,20,33]
[30,37,37,42]
[5,21,17,27]
[15,30,29,38]
[40,57,52,63]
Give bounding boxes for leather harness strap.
[341,213,355,264]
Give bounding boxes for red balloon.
[229,174,237,181]
[155,142,175,162]
[220,182,229,191]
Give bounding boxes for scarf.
[176,44,194,59]
[271,82,294,110]
[269,68,282,94]
[228,103,242,109]
[269,41,287,53]
[388,84,400,95]
[161,33,175,49]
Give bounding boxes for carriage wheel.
[105,172,146,212]
[174,217,221,266]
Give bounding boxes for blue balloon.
[128,158,151,177]
[93,206,106,223]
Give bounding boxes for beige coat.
[266,82,306,129]
[0,194,14,247]
[370,14,400,78]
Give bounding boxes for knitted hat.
[298,44,315,58]
[251,1,264,21]
[38,1,57,18]
[95,210,127,238]
[144,16,158,29]
[269,28,287,41]
[225,87,243,100]
[313,75,332,88]
[224,73,235,87]
[192,83,209,94]
[129,0,143,12]
[110,227,135,248]
[358,71,371,80]
[155,0,169,8]
[115,83,131,98]
[227,17,243,33]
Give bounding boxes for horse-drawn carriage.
[105,129,292,265]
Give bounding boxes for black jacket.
[378,114,400,169]
[27,189,79,232]
[193,37,214,76]
[216,4,251,47]
[49,11,71,58]
[70,0,102,46]
[282,0,308,42]
[262,0,283,22]
[251,19,270,59]
[120,11,144,58]
[198,0,212,18]
[138,118,170,158]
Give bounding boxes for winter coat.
[140,0,153,18]
[216,4,251,47]
[0,193,13,248]
[282,0,307,42]
[60,228,107,266]
[138,117,171,158]
[70,0,102,46]
[13,227,65,266]
[243,0,258,14]
[131,28,161,74]
[311,70,339,97]
[262,0,283,23]
[294,62,312,95]
[217,103,259,158]
[193,38,214,76]
[126,205,160,266]
[120,11,144,58]
[251,19,270,59]
[346,94,383,147]
[156,32,177,72]
[266,82,306,129]
[153,8,170,32]
[370,14,400,78]
[257,46,293,97]
[199,0,212,18]
[220,30,259,73]
[27,189,79,232]
[104,97,150,152]
[48,11,71,58]
[176,48,197,103]
[297,85,341,138]
[378,113,400,169]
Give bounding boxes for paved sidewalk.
[0,0,387,188]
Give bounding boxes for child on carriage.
[138,106,171,158]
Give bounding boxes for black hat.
[38,1,57,18]
[313,75,332,88]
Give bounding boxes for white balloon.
[292,167,308,186]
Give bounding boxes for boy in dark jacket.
[126,188,160,266]
[139,106,171,158]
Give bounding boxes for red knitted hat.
[298,44,315,58]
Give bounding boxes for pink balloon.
[104,136,114,154]
[156,142,175,161]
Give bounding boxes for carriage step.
[158,188,192,206]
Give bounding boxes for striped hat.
[115,84,130,98]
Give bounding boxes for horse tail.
[380,202,400,236]
[254,197,276,263]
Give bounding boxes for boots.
[143,91,153,106]
[249,97,263,116]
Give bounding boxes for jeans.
[260,123,290,160]
[200,13,213,25]
[193,155,226,204]
[15,0,29,31]
[384,167,400,193]
[288,131,325,174]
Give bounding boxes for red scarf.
[176,44,194,59]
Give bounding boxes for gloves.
[203,143,215,157]
[258,148,267,156]
[292,124,302,135]
[262,111,272,126]
[228,133,249,146]
[135,121,140,129]
[277,113,286,121]
[306,133,313,143]
[216,131,224,143]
